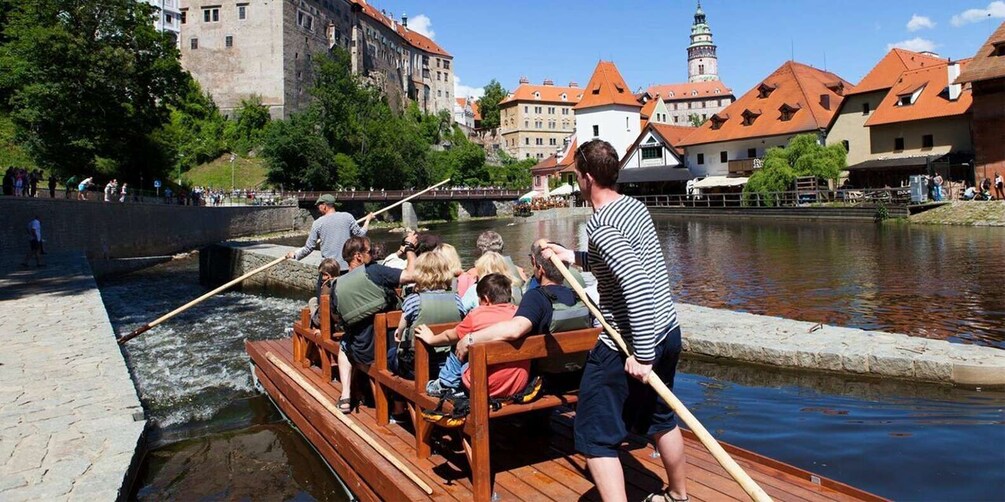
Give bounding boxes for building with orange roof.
[499,78,583,160]
[574,60,643,160]
[829,51,974,188]
[454,98,475,129]
[618,123,694,194]
[677,60,850,182]
[644,81,735,126]
[826,48,947,167]
[955,21,1005,183]
[530,137,579,194]
[180,0,454,118]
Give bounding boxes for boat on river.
[246,301,886,501]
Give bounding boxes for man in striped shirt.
[287,193,374,270]
[545,139,687,502]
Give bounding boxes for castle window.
[592,125,599,137]
[698,64,705,74]
[443,60,450,70]
[238,4,247,19]
[203,7,219,22]
[225,35,233,47]
[190,37,198,49]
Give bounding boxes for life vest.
[404,291,462,358]
[535,287,592,374]
[502,255,526,290]
[335,265,395,325]
[564,267,586,290]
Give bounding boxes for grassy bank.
[910,201,1005,226]
[182,154,269,189]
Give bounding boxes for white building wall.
[575,104,641,160]
[622,132,683,169]
[146,0,182,38]
[684,134,803,177]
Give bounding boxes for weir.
[204,241,1005,387]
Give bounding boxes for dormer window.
[741,109,761,126]
[896,85,924,106]
[591,84,601,95]
[561,93,567,101]
[614,83,625,93]
[710,113,728,130]
[825,82,845,96]
[691,90,698,96]
[668,91,675,97]
[993,41,1005,57]
[714,88,721,94]
[534,91,541,100]
[778,103,800,122]
[757,83,776,99]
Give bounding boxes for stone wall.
[0,198,305,259]
[457,200,515,219]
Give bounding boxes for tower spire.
[687,1,718,82]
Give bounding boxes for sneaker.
[425,379,447,397]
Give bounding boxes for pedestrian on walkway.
[933,172,944,201]
[21,215,45,268]
[48,174,57,199]
[995,172,1004,201]
[65,175,77,198]
[543,139,688,502]
[119,183,128,203]
[77,177,92,200]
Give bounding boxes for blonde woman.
[390,248,464,378]
[459,251,522,313]
[439,243,465,290]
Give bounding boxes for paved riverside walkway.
[210,242,1005,387]
[0,253,145,500]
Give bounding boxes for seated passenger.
[418,239,593,398]
[457,231,527,297]
[333,235,417,412]
[390,248,465,379]
[459,251,522,314]
[309,258,341,331]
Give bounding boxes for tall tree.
[742,133,846,205]
[0,0,186,180]
[478,79,507,130]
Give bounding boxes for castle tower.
[687,2,719,82]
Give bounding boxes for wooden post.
[319,294,332,380]
[468,344,493,502]
[373,313,391,425]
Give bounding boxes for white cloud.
[408,14,435,39]
[906,14,935,31]
[951,1,1005,26]
[887,37,938,53]
[454,76,484,101]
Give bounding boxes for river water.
[100,215,1005,500]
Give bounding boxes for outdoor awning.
[692,176,749,189]
[617,166,695,184]
[518,190,544,202]
[550,184,574,196]
[847,153,948,171]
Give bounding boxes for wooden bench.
[291,294,340,380]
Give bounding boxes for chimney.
[543,79,554,86]
[947,62,962,101]
[519,76,529,84]
[569,81,578,88]
[401,12,408,28]
[819,94,830,110]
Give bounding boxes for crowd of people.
[2,167,52,198]
[287,139,689,502]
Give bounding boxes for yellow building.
[499,79,583,160]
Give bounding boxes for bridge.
[292,187,526,205]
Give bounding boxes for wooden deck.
[247,338,885,501]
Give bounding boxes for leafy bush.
[743,133,846,205]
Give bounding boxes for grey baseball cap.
[315,194,336,206]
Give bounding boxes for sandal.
[336,397,353,414]
[643,489,688,502]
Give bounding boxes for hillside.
[910,201,1005,226]
[182,154,269,189]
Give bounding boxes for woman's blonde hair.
[474,251,515,282]
[414,249,455,291]
[439,243,464,277]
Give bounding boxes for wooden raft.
[247,337,885,502]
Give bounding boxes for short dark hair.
[476,273,512,304]
[530,241,565,284]
[342,236,371,263]
[370,241,387,261]
[576,139,621,188]
[318,258,340,277]
[415,233,442,255]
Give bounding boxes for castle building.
[179,0,453,119]
[687,2,718,83]
[143,0,182,40]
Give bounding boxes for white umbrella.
[518,190,542,202]
[550,184,573,196]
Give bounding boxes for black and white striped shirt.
[576,195,678,362]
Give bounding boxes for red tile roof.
[640,95,660,128]
[848,48,945,96]
[865,59,973,127]
[956,21,1005,83]
[650,124,697,155]
[471,101,481,121]
[531,139,578,175]
[645,81,733,101]
[349,0,451,57]
[499,83,583,106]
[574,61,642,110]
[678,61,850,147]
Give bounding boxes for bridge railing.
[292,188,525,202]
[636,188,913,208]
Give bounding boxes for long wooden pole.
[118,179,452,346]
[549,256,772,502]
[117,255,288,345]
[352,178,451,224]
[266,352,435,495]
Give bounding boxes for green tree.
[261,107,336,190]
[165,77,228,175]
[688,114,705,127]
[742,133,847,205]
[225,95,271,155]
[0,0,186,181]
[478,79,507,130]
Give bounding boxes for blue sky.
[374,0,1005,100]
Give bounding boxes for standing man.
[933,172,944,201]
[286,193,375,271]
[21,215,45,268]
[543,140,687,502]
[995,172,1004,201]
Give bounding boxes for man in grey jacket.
[287,194,374,270]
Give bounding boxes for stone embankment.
[909,200,1005,226]
[205,242,1005,387]
[0,253,146,500]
